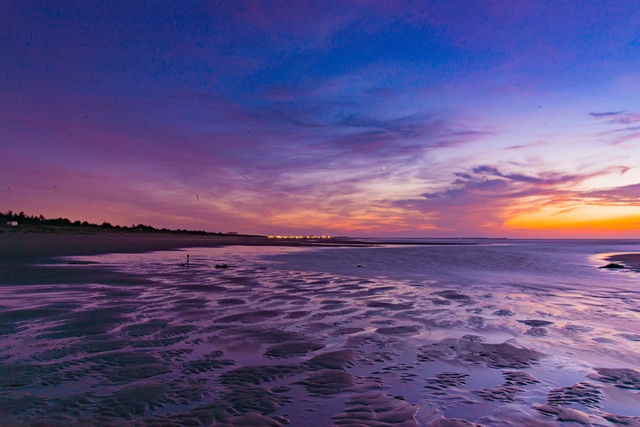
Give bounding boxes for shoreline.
[0,232,359,286]
[0,232,472,286]
[0,231,481,259]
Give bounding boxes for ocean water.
[1,239,640,425]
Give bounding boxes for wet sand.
[606,253,640,270]
[0,232,363,259]
[1,238,640,425]
[0,232,363,286]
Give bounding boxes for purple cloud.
[582,183,640,205]
[589,111,624,118]
[393,164,632,235]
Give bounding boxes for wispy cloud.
[590,111,640,125]
[582,182,640,205]
[589,111,640,146]
[589,111,624,118]
[505,141,547,150]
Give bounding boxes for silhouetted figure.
[180,255,190,266]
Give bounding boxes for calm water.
[1,239,640,425]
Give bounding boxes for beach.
[1,235,640,425]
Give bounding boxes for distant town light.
[267,235,332,239]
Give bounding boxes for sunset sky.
[2,1,640,237]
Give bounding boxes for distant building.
[227,231,238,235]
[6,221,18,227]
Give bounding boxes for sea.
[1,239,640,425]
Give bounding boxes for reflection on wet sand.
[1,246,640,425]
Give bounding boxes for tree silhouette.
[0,210,226,236]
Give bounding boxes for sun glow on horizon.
[506,205,640,234]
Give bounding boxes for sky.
[2,0,640,237]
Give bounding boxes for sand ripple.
[1,246,639,424]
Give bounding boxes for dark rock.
[599,263,626,269]
[518,319,553,327]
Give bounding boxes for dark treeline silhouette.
[0,210,227,235]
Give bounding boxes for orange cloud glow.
[506,205,640,235]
